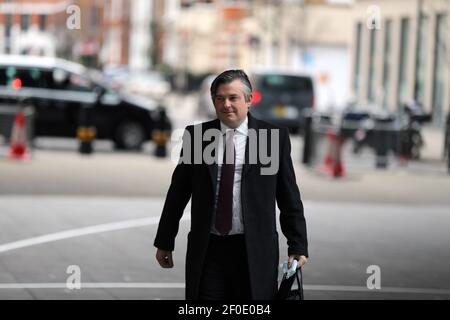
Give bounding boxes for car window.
[50,68,92,92]
[0,67,7,85]
[0,66,51,88]
[67,73,92,92]
[258,74,313,93]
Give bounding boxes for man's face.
[213,79,252,129]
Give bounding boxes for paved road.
[1,196,450,300]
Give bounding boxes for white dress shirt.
[210,116,248,235]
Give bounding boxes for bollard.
[373,115,394,169]
[77,105,96,155]
[302,110,314,165]
[374,130,388,168]
[447,138,450,174]
[153,107,171,158]
[446,112,450,173]
[77,126,96,154]
[153,130,169,157]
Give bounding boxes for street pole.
[413,0,424,103]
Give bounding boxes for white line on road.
[0,214,191,254]
[303,285,450,295]
[0,283,449,295]
[0,283,185,289]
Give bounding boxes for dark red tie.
[215,130,235,235]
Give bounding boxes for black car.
[0,55,166,150]
[249,71,314,134]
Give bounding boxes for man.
[154,70,308,300]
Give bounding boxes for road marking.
[0,214,190,254]
[0,283,449,295]
[0,283,185,289]
[304,285,450,295]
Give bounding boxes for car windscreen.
[258,74,313,93]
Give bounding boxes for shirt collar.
[220,116,248,136]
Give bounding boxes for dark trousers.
[199,234,252,300]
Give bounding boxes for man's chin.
[219,115,236,125]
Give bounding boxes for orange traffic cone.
[332,135,345,178]
[323,129,335,170]
[7,111,31,161]
[319,129,345,178]
[319,129,336,174]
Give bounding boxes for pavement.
[1,128,449,205]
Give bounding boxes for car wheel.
[114,120,146,150]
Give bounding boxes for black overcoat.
[154,112,308,299]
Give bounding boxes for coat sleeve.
[153,126,193,251]
[276,128,309,257]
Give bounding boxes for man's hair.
[210,69,253,102]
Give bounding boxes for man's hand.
[288,255,308,269]
[156,249,174,268]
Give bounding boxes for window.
[49,69,92,92]
[432,14,447,125]
[90,7,99,30]
[271,40,279,66]
[367,28,377,103]
[4,14,12,53]
[5,14,12,37]
[0,68,8,86]
[21,14,30,31]
[259,75,313,93]
[414,14,429,105]
[382,20,392,108]
[181,0,195,8]
[39,15,47,31]
[397,18,410,107]
[353,22,363,97]
[0,67,50,88]
[67,73,92,92]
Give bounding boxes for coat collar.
[220,115,249,137]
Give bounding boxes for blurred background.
[1,0,450,300]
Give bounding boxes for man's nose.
[224,99,232,108]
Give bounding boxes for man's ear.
[247,94,253,107]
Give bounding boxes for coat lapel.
[206,119,220,194]
[242,112,259,179]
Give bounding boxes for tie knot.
[225,129,235,137]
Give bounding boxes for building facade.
[351,0,450,125]
[172,0,353,110]
[0,0,146,69]
[0,0,70,56]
